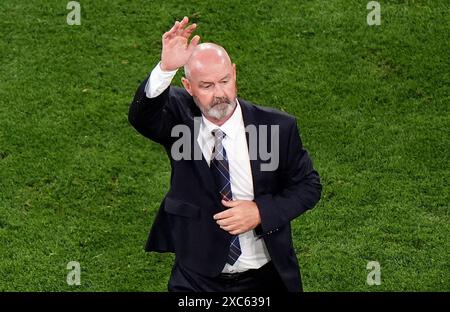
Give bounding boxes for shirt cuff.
[145,61,178,98]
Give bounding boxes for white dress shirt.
[145,62,271,273]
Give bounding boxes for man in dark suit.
[128,16,321,292]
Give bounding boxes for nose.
[213,83,226,98]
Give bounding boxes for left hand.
[213,200,261,235]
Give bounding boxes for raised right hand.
[160,16,200,71]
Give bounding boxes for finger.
[169,20,180,34]
[213,209,232,220]
[179,16,189,28]
[175,16,189,35]
[221,199,241,207]
[162,31,172,41]
[220,223,239,232]
[229,229,243,235]
[182,23,197,37]
[163,21,180,40]
[216,217,237,227]
[187,35,200,51]
[221,199,233,207]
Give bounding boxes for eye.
[220,80,229,84]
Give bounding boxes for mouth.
[211,99,230,108]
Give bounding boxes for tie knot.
[212,129,225,141]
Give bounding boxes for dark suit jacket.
[128,77,322,292]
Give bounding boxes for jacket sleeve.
[128,77,179,146]
[254,120,322,236]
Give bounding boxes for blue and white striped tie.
[210,129,241,265]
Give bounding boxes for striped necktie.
[210,129,241,265]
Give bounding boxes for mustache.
[211,97,232,107]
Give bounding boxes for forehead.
[191,61,233,83]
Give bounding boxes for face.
[183,61,237,125]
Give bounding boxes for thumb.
[187,35,200,51]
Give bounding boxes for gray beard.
[194,97,237,120]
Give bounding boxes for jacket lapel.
[188,109,222,207]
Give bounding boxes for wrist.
[159,61,178,72]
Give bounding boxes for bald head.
[184,43,232,80]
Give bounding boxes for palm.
[161,17,200,71]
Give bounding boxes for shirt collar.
[201,99,243,140]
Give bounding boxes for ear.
[181,77,193,96]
